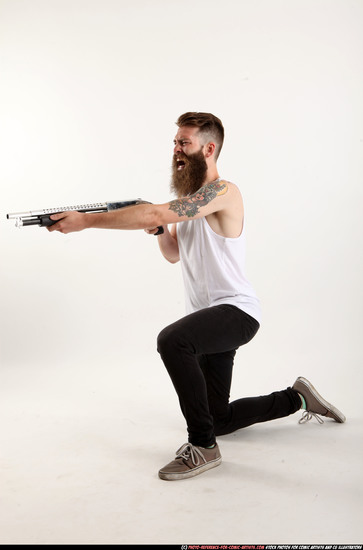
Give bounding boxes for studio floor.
[1,357,362,545]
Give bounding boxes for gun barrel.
[6,199,164,234]
[7,202,109,219]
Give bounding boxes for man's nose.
[174,143,181,155]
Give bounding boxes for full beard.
[170,149,208,198]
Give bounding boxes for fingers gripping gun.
[6,199,164,235]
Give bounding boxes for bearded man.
[48,112,346,480]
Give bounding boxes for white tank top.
[176,214,261,323]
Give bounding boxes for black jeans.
[157,304,301,448]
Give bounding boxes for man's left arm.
[47,180,230,234]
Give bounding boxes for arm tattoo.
[168,180,228,218]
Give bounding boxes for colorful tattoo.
[168,180,228,218]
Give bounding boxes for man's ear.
[204,142,216,158]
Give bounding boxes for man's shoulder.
[213,178,239,191]
[217,180,242,202]
[203,179,240,196]
[219,179,238,189]
[204,179,243,237]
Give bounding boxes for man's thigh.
[159,305,258,356]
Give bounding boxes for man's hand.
[47,211,88,234]
[144,225,166,235]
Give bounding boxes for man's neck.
[204,165,220,185]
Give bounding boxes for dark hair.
[176,112,224,159]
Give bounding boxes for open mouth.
[176,159,186,171]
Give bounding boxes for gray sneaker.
[292,376,346,424]
[158,442,222,481]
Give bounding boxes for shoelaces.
[175,443,207,466]
[299,410,324,424]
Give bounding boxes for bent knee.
[213,412,233,436]
[157,323,191,357]
[156,326,170,354]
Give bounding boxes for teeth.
[176,158,186,170]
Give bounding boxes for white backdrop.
[1,0,362,416]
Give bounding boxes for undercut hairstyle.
[176,112,225,160]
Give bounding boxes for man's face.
[170,126,208,197]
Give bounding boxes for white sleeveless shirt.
[176,212,261,323]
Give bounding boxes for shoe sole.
[294,376,346,423]
[158,456,222,481]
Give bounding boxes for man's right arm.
[157,223,179,264]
